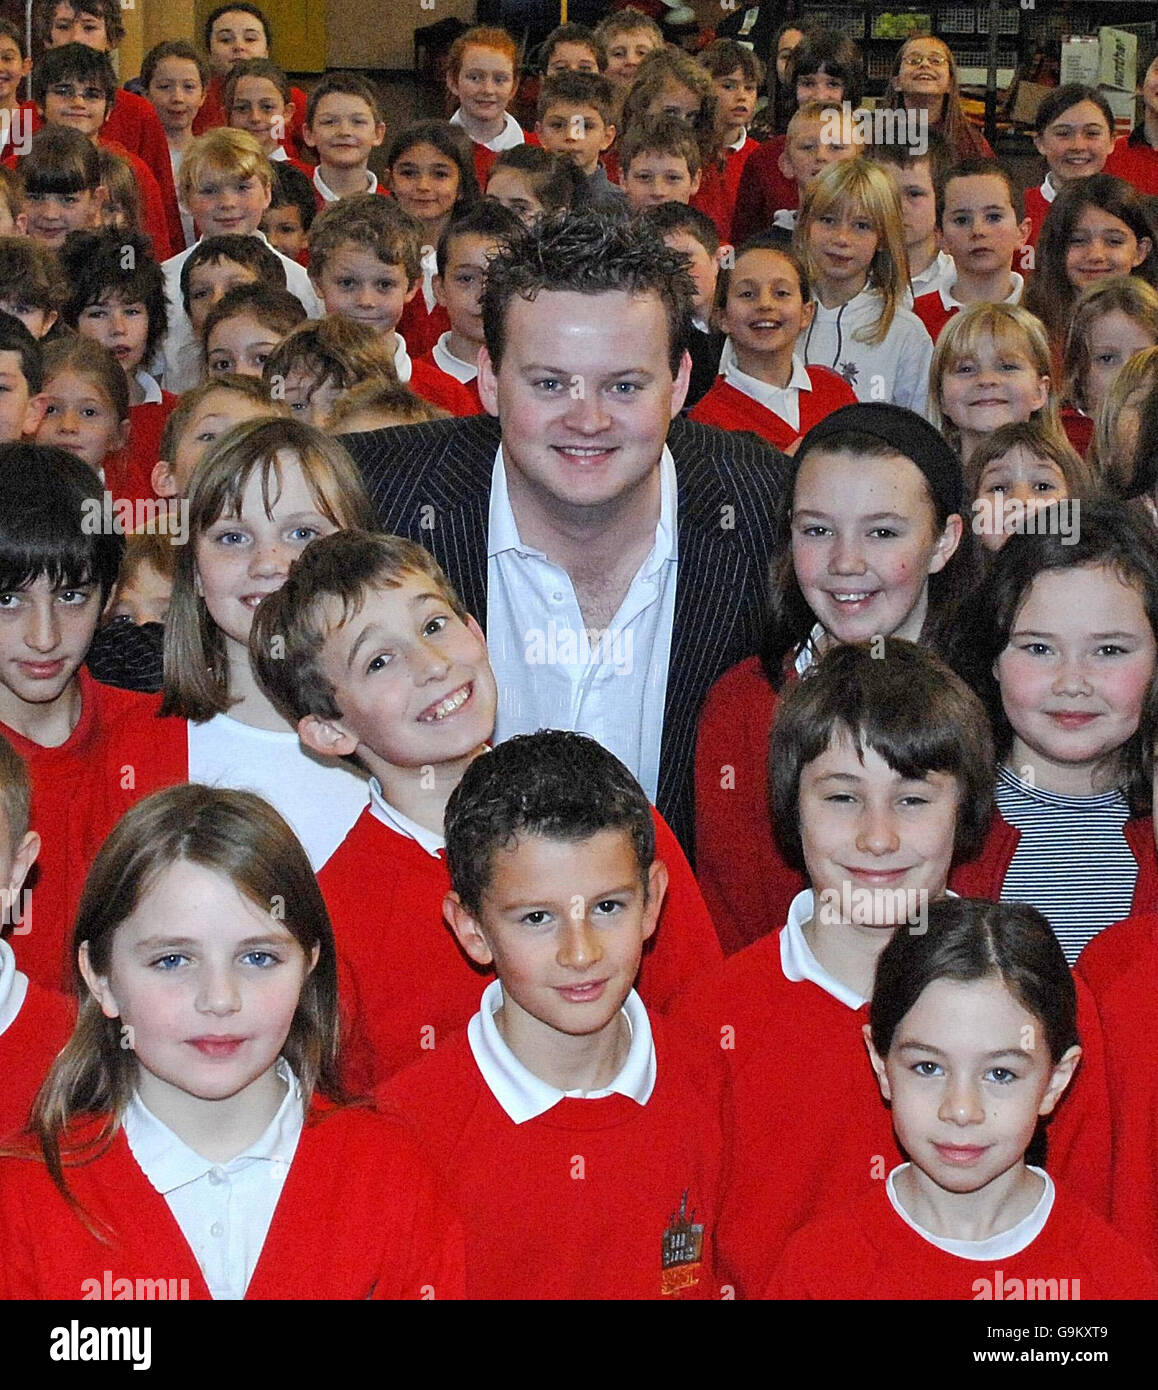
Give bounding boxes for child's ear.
[1017,215,1031,249]
[688,168,702,197]
[371,120,386,150]
[1038,1044,1082,1117]
[298,713,359,760]
[1031,373,1050,414]
[302,123,317,151]
[598,123,615,153]
[282,100,296,134]
[862,1023,892,1101]
[476,345,499,417]
[432,273,446,308]
[114,416,131,453]
[714,242,733,269]
[928,510,964,573]
[5,829,39,903]
[443,891,494,967]
[152,458,179,498]
[77,940,120,1020]
[14,212,26,235]
[1134,236,1153,269]
[640,858,669,944]
[39,309,57,336]
[22,393,46,437]
[799,297,816,333]
[778,146,794,179]
[465,613,486,649]
[403,276,420,305]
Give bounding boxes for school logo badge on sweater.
[661,1189,705,1296]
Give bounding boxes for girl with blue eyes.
[948,502,1158,965]
[0,783,465,1299]
[93,417,376,869]
[794,157,934,414]
[769,897,1157,1300]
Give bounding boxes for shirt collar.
[312,165,378,202]
[450,108,523,151]
[723,352,811,410]
[0,937,28,1037]
[392,332,412,385]
[487,443,679,567]
[779,890,870,1009]
[432,331,480,383]
[368,776,444,857]
[1041,174,1059,203]
[269,145,288,161]
[124,1058,303,1196]
[134,369,163,405]
[728,127,748,151]
[940,270,1024,311]
[886,1164,1055,1259]
[468,979,656,1123]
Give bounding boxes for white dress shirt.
[779,889,870,1009]
[906,248,955,305]
[932,270,1025,313]
[420,243,438,313]
[134,369,164,405]
[486,444,678,802]
[468,978,656,1123]
[123,1057,304,1300]
[367,775,444,857]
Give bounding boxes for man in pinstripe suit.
[341,212,789,859]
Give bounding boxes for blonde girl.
[931,302,1060,463]
[96,417,377,869]
[795,157,934,413]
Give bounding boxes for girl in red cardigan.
[947,501,1158,961]
[0,784,464,1299]
[770,898,1156,1300]
[695,402,970,953]
[93,417,376,872]
[690,239,856,451]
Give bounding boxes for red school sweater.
[103,91,184,254]
[689,368,857,452]
[731,136,797,245]
[407,355,480,417]
[670,922,1112,1299]
[319,804,723,1090]
[379,1013,726,1300]
[0,978,74,1139]
[768,1178,1158,1300]
[1076,913,1158,1261]
[1022,182,1051,254]
[105,391,177,505]
[100,138,171,263]
[0,1102,465,1300]
[398,297,450,361]
[1106,133,1158,197]
[0,670,157,991]
[912,288,958,344]
[1061,403,1094,458]
[694,655,804,955]
[416,350,484,414]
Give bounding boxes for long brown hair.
[26,785,349,1217]
[160,416,376,722]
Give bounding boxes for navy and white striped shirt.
[996,765,1136,963]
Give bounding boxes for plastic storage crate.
[938,7,977,33]
[800,7,866,37]
[976,6,1020,34]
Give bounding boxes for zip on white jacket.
[800,286,934,418]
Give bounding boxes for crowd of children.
[0,1,1157,1306]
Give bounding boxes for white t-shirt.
[187,715,369,869]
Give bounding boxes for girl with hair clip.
[1025,174,1158,360]
[1061,277,1158,458]
[386,121,481,359]
[732,29,865,243]
[92,418,376,871]
[690,235,856,449]
[885,35,993,162]
[684,640,1111,1296]
[695,402,969,954]
[1088,344,1158,499]
[0,784,465,1299]
[769,898,1155,1300]
[966,420,1097,554]
[795,157,934,413]
[948,501,1158,963]
[930,302,1059,465]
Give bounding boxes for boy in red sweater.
[0,731,73,1137]
[0,443,152,989]
[250,531,722,1088]
[306,195,478,417]
[380,728,726,1300]
[422,200,523,412]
